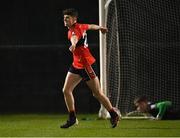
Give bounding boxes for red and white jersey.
[68,23,95,69]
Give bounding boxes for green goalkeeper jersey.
[149,101,172,120]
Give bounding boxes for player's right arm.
[155,101,172,120]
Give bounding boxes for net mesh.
[106,0,180,114]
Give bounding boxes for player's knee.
[62,88,71,95]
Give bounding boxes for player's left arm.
[88,24,108,34]
[155,101,172,120]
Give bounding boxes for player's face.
[64,15,77,28]
[135,101,148,112]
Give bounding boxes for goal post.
[98,0,109,119]
[98,0,120,119]
[98,0,121,119]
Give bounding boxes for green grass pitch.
[0,114,180,137]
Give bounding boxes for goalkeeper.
[134,96,180,120]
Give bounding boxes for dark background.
[0,0,100,113]
[0,0,99,45]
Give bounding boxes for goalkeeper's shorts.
[68,62,98,81]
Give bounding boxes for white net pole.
[98,0,109,119]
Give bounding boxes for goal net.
[99,0,180,117]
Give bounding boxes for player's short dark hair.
[63,8,78,18]
[134,96,148,105]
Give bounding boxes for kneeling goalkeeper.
[134,96,180,120]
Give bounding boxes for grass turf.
[0,114,180,137]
